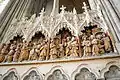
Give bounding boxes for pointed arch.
[45,66,70,80]
[100,61,120,78]
[104,65,120,80]
[21,67,44,80]
[1,68,20,80]
[72,64,99,80]
[30,31,45,43]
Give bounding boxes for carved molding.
[1,2,108,43]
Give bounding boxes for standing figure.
[0,43,5,53]
[39,42,47,61]
[96,34,105,54]
[82,38,91,56]
[0,44,6,63]
[29,45,38,61]
[4,44,16,62]
[70,40,79,57]
[0,44,10,63]
[65,43,73,57]
[91,35,100,56]
[13,44,21,62]
[58,43,65,58]
[50,40,58,60]
[19,41,29,62]
[102,33,112,52]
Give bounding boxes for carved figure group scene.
[0,3,115,63]
[0,24,114,63]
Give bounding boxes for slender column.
[51,0,59,16]
[99,0,120,54]
[96,0,118,43]
[22,0,32,17]
[15,0,26,19]
[17,0,29,19]
[0,0,18,41]
[109,0,120,19]
[0,0,15,28]
[103,0,120,41]
[88,0,96,10]
[0,0,13,27]
[0,0,20,42]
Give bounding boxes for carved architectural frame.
[45,65,70,80]
[1,68,20,80]
[21,67,44,80]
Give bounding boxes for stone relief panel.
[1,69,19,80]
[74,68,96,80]
[104,65,120,80]
[47,69,68,80]
[22,68,43,80]
[45,66,69,80]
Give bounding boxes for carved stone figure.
[65,37,73,57]
[28,41,34,51]
[13,44,21,62]
[70,40,79,57]
[19,41,29,62]
[3,71,18,80]
[4,43,17,62]
[38,42,47,61]
[96,33,105,54]
[0,43,5,53]
[0,44,10,63]
[58,44,65,58]
[4,49,14,63]
[50,41,58,60]
[0,43,5,62]
[82,38,91,56]
[29,46,38,61]
[65,43,73,57]
[91,35,100,56]
[102,33,112,52]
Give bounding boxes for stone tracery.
[23,70,42,80]
[104,65,120,80]
[46,69,68,80]
[0,2,115,63]
[1,69,19,80]
[74,68,96,80]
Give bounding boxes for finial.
[82,2,89,13]
[73,7,77,14]
[39,7,45,15]
[60,5,66,12]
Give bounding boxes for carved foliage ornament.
[2,2,107,43]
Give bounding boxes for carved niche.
[74,68,96,80]
[46,69,68,80]
[23,70,42,80]
[104,65,120,80]
[2,71,19,80]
